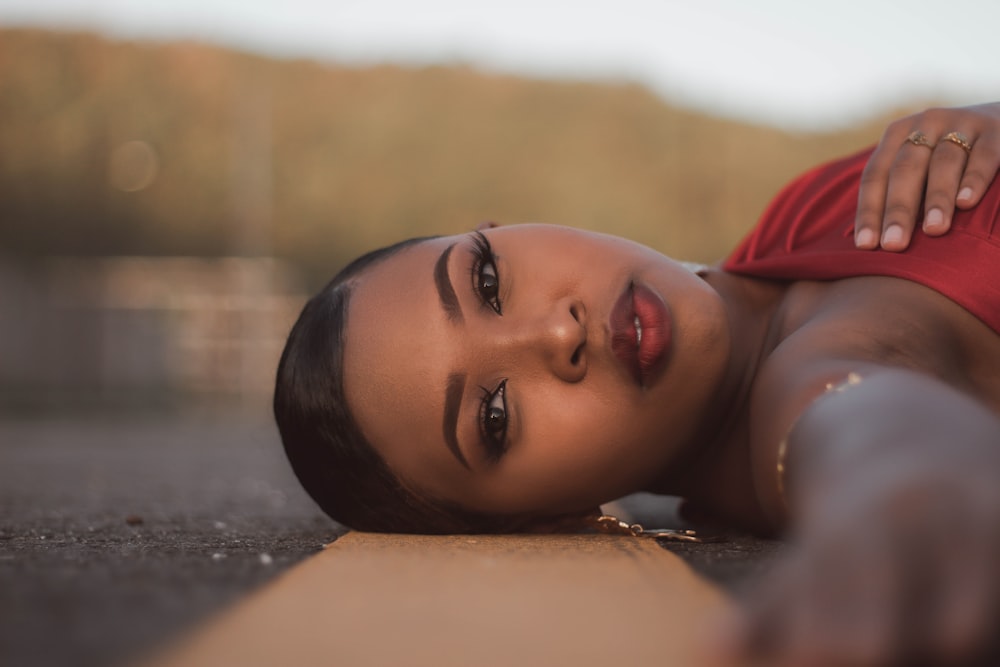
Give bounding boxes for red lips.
[609,282,671,387]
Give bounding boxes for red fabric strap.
[723,148,1000,334]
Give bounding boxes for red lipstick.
[609,282,671,387]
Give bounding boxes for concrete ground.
[0,413,781,667]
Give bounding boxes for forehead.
[341,236,464,487]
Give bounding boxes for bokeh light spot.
[109,140,159,192]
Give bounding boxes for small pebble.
[259,553,273,566]
[211,552,226,561]
[125,515,144,526]
[213,521,227,530]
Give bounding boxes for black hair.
[273,237,535,534]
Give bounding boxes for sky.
[2,0,998,129]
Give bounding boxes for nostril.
[571,345,582,366]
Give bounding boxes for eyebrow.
[443,372,471,470]
[434,242,463,324]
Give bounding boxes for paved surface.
[0,414,343,667]
[152,533,732,667]
[0,413,781,667]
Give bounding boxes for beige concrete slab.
[144,533,734,667]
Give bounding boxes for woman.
[275,103,1000,665]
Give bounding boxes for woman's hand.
[719,371,1000,666]
[855,102,1000,251]
[728,461,1000,666]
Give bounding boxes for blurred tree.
[0,29,909,289]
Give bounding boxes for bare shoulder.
[747,275,1000,529]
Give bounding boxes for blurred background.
[1,0,997,412]
[1,2,998,665]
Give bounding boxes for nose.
[495,296,588,383]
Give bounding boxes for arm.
[854,102,1000,251]
[734,369,1000,665]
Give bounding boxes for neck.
[647,269,786,507]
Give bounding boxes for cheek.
[507,387,658,508]
[527,382,621,446]
[542,382,662,450]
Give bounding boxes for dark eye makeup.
[468,231,509,461]
[478,379,509,463]
[469,231,502,315]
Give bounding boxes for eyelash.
[478,379,509,463]
[469,231,502,315]
[470,231,508,461]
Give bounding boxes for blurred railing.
[0,256,306,412]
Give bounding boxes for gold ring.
[904,130,934,149]
[941,131,972,153]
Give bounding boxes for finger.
[955,130,1000,210]
[921,131,972,236]
[700,608,756,667]
[782,528,900,667]
[879,138,934,251]
[931,547,992,662]
[880,484,1000,666]
[925,508,1000,663]
[735,564,794,657]
[855,145,896,249]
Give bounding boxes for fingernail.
[882,225,903,246]
[855,228,876,248]
[924,208,945,231]
[957,187,973,202]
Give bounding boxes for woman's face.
[343,224,731,518]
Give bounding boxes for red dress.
[723,148,1000,334]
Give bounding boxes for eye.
[478,379,509,462]
[470,231,502,315]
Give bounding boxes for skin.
[730,369,1000,666]
[338,103,1000,664]
[343,224,742,518]
[343,218,1000,515]
[344,228,1000,666]
[854,103,1000,252]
